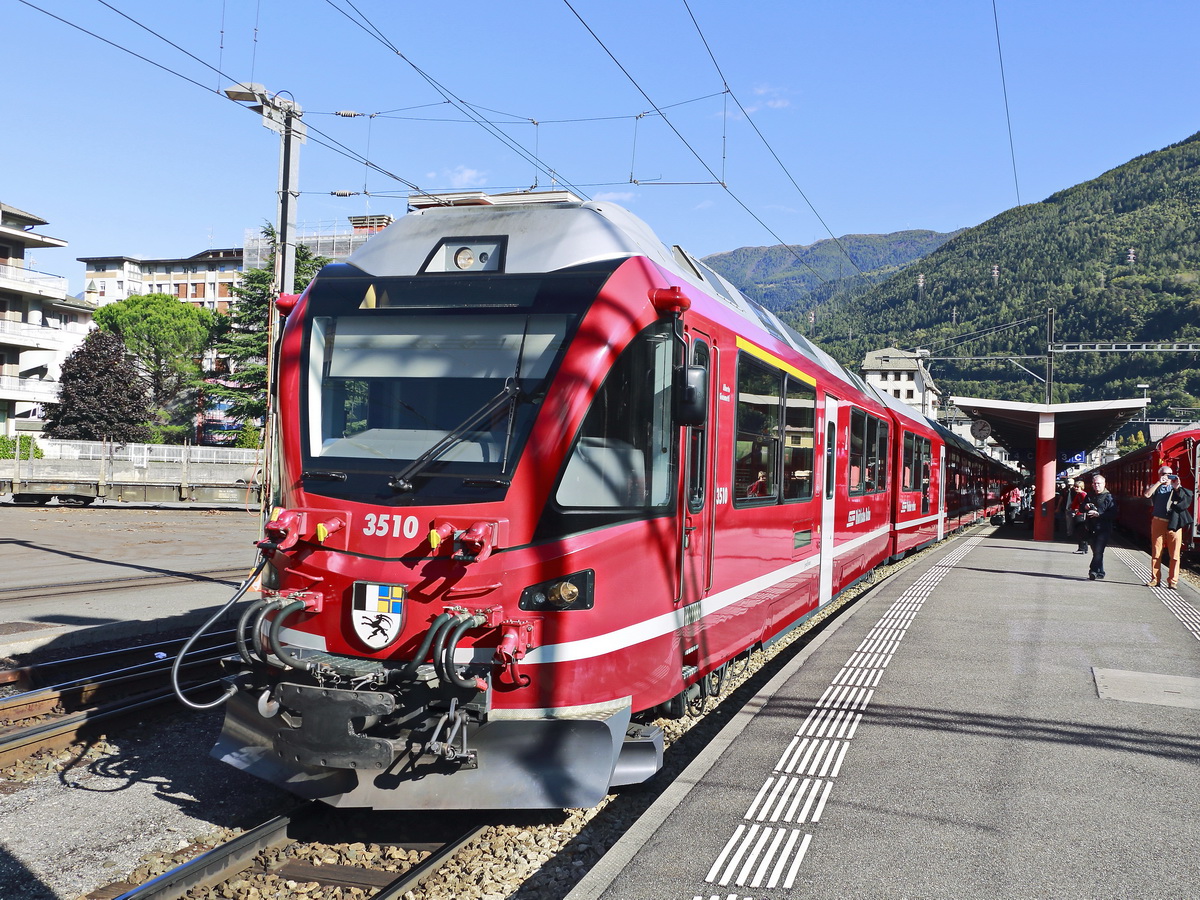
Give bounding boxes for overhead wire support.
[680,0,864,279]
[1052,342,1200,353]
[564,0,829,285]
[320,0,592,201]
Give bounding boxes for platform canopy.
[949,396,1146,542]
[949,396,1146,466]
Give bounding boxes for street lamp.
[1137,383,1150,420]
[223,83,306,295]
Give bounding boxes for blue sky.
[8,0,1200,294]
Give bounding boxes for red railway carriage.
[210,191,1011,810]
[1097,427,1199,553]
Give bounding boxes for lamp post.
[223,83,306,519]
[223,83,306,295]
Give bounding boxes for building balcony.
[0,374,59,405]
[0,318,85,351]
[0,263,69,299]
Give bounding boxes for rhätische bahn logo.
[351,582,407,650]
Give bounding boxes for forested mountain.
[786,132,1200,414]
[702,230,961,315]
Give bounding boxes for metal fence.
[40,439,261,467]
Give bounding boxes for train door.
[1191,441,1200,552]
[937,444,946,540]
[677,331,716,681]
[819,394,839,606]
[678,331,715,604]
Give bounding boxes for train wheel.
[11,494,51,506]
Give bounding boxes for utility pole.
[223,83,306,517]
[1045,307,1054,404]
[223,83,306,294]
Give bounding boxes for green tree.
[43,330,151,442]
[208,225,327,422]
[93,293,215,409]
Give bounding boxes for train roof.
[343,192,868,396]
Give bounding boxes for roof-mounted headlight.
[421,235,507,273]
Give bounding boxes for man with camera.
[1142,465,1194,589]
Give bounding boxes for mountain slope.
[702,230,961,314]
[800,132,1200,413]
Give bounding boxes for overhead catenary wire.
[680,0,865,280]
[318,0,593,201]
[562,0,830,286]
[991,0,1022,207]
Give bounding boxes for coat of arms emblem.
[351,582,407,650]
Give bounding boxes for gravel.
[0,709,289,900]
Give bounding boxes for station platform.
[569,525,1200,900]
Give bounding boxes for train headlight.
[548,581,579,609]
[421,236,506,273]
[519,570,594,611]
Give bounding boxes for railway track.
[0,632,237,766]
[91,805,487,900]
[0,567,247,605]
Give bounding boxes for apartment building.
[79,248,244,315]
[0,202,95,437]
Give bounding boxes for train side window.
[824,420,835,501]
[686,340,710,514]
[783,376,815,502]
[874,417,889,492]
[555,322,675,509]
[903,432,916,490]
[849,409,866,495]
[734,354,780,503]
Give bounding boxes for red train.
[209,191,1017,809]
[1096,427,1199,554]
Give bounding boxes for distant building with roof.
[79,248,245,315]
[861,347,942,417]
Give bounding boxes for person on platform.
[1064,478,1089,553]
[1004,485,1023,525]
[1083,474,1118,581]
[1142,465,1195,589]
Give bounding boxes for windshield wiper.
[303,469,348,481]
[388,381,520,493]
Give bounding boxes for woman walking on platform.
[1065,479,1089,554]
[1083,474,1118,580]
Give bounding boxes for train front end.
[213,194,691,809]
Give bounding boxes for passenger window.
[556,322,674,509]
[686,340,710,514]
[783,376,815,501]
[849,409,866,495]
[735,354,780,503]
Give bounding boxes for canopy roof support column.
[1034,413,1057,542]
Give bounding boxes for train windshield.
[299,265,615,503]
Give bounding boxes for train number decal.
[362,513,421,539]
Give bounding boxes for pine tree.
[207,226,328,422]
[43,330,152,441]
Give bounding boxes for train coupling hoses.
[435,612,489,691]
[171,555,269,711]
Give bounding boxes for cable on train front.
[209,196,698,809]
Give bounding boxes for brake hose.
[172,556,269,710]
